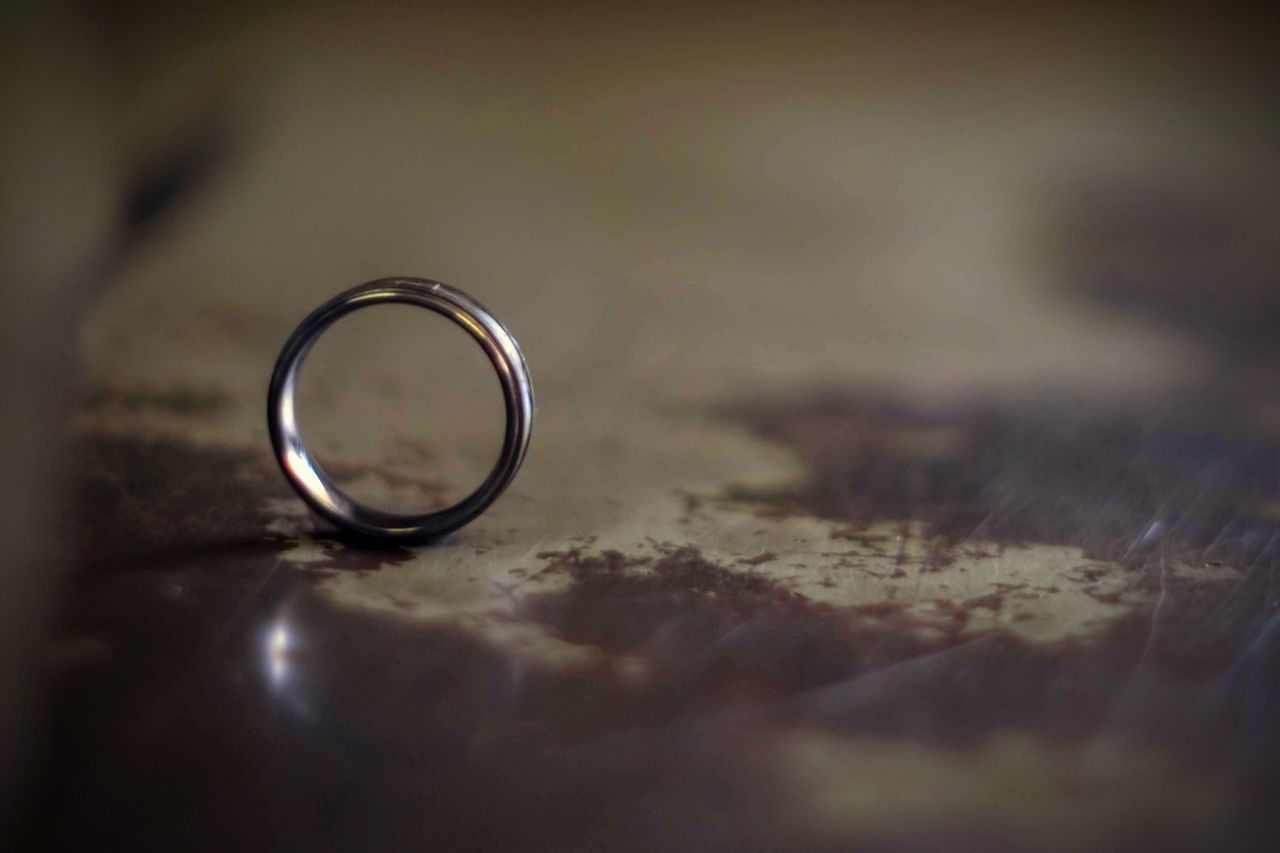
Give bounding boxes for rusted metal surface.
[37,383,1280,851]
[21,4,1280,851]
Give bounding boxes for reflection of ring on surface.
[267,277,533,542]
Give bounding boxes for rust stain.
[718,391,1280,575]
[83,384,233,416]
[72,435,284,574]
[73,432,414,579]
[520,543,982,706]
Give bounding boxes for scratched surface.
[27,4,1280,851]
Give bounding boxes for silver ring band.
[267,278,533,541]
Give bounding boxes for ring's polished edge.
[267,277,534,542]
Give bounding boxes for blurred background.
[4,1,1280,850]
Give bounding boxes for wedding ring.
[267,278,533,541]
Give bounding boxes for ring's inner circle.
[292,302,507,515]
